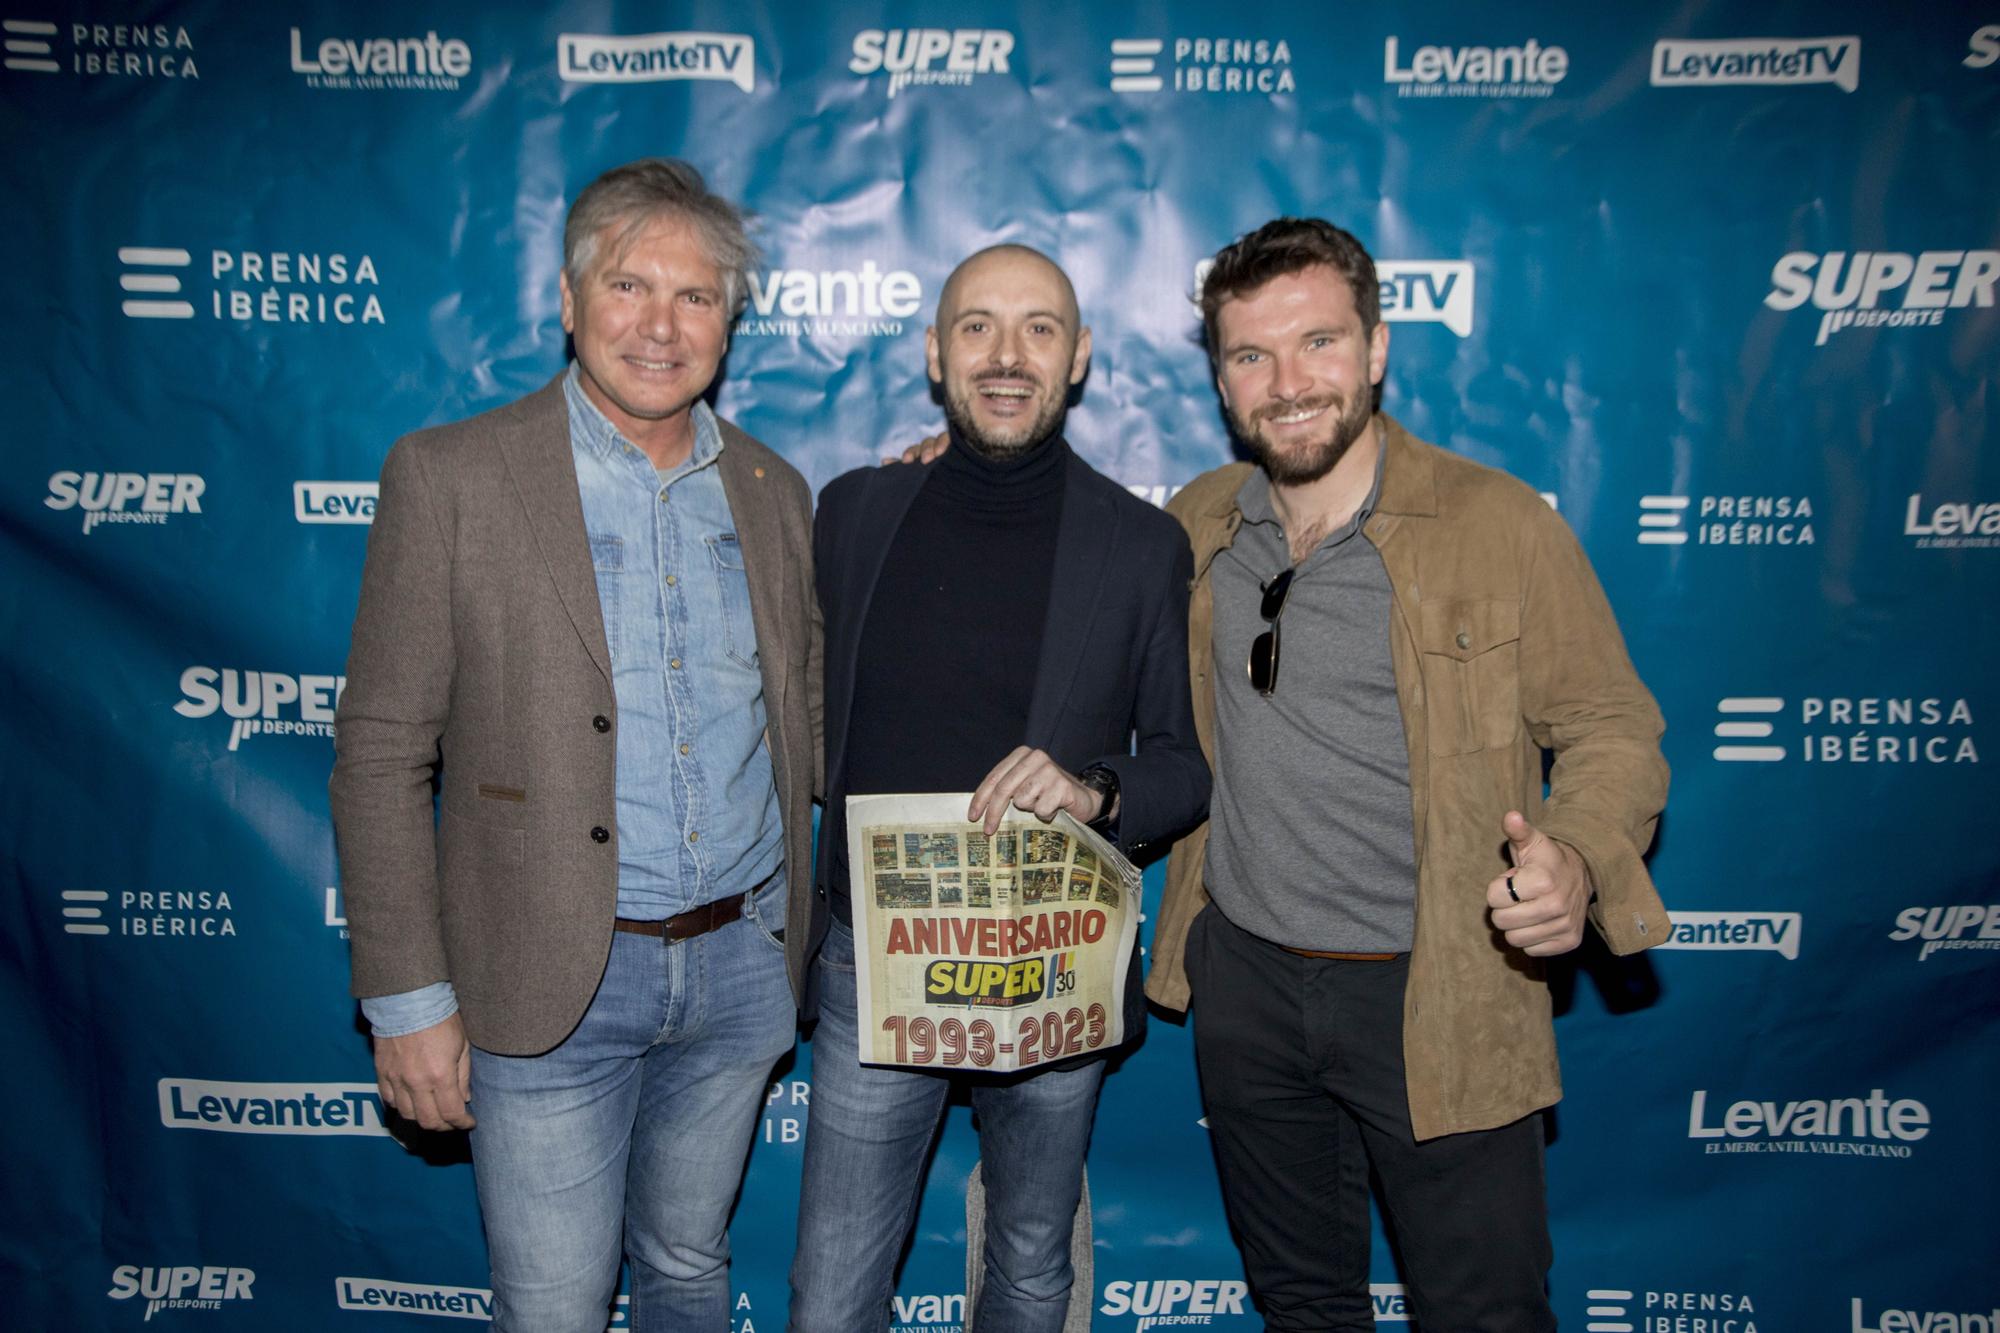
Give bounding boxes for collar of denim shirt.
[563,361,725,481]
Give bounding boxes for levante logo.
[288,26,470,91]
[1687,1088,1930,1157]
[1383,36,1569,98]
[734,263,924,338]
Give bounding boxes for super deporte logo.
[175,667,345,751]
[108,1264,253,1321]
[45,471,203,534]
[1889,905,2000,962]
[1100,1279,1250,1328]
[1765,249,1998,346]
[850,29,1013,98]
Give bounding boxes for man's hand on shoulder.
[881,431,949,466]
[374,1012,475,1131]
[968,746,1107,835]
[1484,810,1593,956]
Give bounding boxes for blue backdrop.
[4,1,1996,1328]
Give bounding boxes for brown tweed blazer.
[331,375,821,1055]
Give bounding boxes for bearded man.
[1145,217,1671,1331]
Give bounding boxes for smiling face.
[560,215,730,460]
[1213,263,1390,486]
[926,247,1092,461]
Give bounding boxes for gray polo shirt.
[1204,455,1418,952]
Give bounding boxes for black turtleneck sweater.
[831,429,1070,922]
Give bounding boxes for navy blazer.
[808,443,1212,1036]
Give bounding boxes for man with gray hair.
[332,158,818,1331]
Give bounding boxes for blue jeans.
[789,919,1104,1333]
[468,907,795,1333]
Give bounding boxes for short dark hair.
[1199,218,1379,359]
[563,158,761,317]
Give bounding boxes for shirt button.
[688,831,700,844]
[670,658,682,670]
[593,715,610,733]
[590,826,609,843]
[659,490,669,503]
[679,743,690,755]
[665,574,677,586]
[1456,632,1471,649]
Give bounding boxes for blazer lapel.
[826,462,930,794]
[1024,452,1121,747]
[497,376,612,682]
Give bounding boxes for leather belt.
[615,891,747,943]
[1280,946,1402,962]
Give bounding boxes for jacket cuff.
[1535,809,1670,956]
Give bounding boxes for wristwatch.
[1077,763,1120,834]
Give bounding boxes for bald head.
[926,244,1093,460]
[936,244,1080,332]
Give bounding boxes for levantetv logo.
[335,1277,494,1320]
[109,1264,253,1321]
[159,1079,389,1135]
[1852,1298,2000,1332]
[558,31,754,91]
[1651,36,1860,92]
[1657,911,1801,960]
[1688,1088,1929,1156]
[1192,258,1474,336]
[1383,37,1568,97]
[288,27,470,90]
[1765,250,1998,346]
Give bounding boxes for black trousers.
[1188,904,1556,1332]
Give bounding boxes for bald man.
[789,246,1209,1332]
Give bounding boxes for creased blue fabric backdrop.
[3,1,1996,1328]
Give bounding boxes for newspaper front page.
[846,793,1141,1074]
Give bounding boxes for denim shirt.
[360,366,785,1038]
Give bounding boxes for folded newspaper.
[846,793,1142,1073]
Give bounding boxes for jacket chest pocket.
[1416,598,1521,755]
[706,532,759,668]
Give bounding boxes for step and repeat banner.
[4,0,1996,1328]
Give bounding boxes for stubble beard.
[1234,388,1374,486]
[943,370,1069,462]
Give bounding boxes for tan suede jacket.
[1146,415,1670,1140]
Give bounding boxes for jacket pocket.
[1416,598,1521,755]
